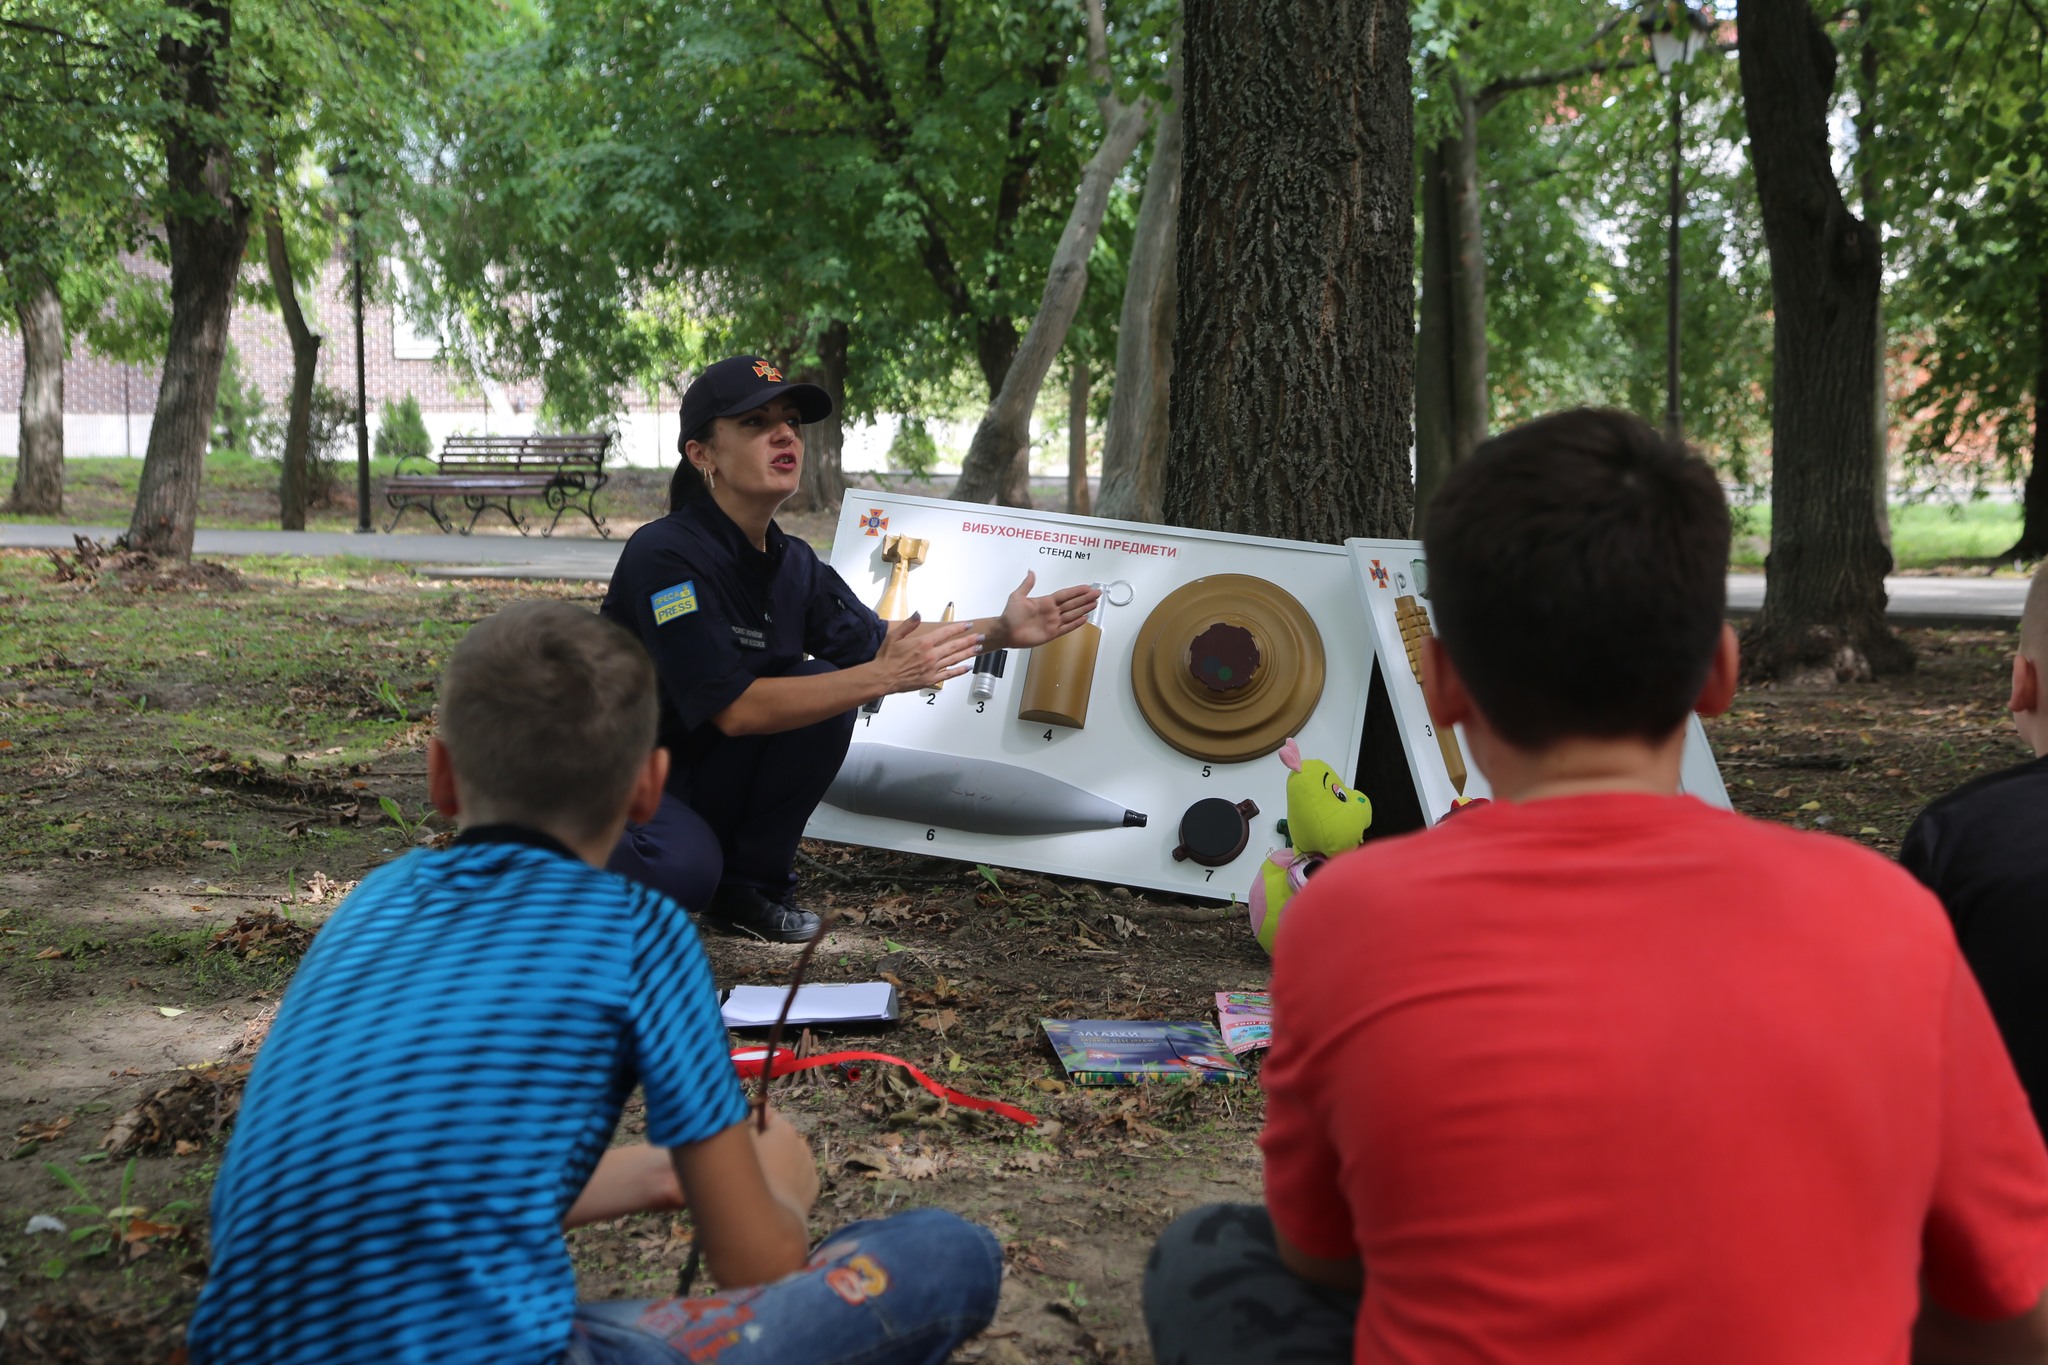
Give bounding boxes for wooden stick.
[754,912,837,1130]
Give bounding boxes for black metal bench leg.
[385,497,455,535]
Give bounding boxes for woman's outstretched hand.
[872,613,983,693]
[996,572,1100,651]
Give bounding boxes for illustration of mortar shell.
[823,743,1147,835]
[932,602,957,689]
[874,535,929,620]
[1394,594,1468,794]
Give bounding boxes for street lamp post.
[350,184,372,534]
[1645,4,1714,446]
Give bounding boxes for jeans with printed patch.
[565,1207,1002,1365]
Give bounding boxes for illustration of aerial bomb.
[874,535,929,620]
[823,744,1148,836]
[1394,594,1468,794]
[1017,580,1131,729]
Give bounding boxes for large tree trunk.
[128,0,250,562]
[1737,0,1908,680]
[1067,361,1091,514]
[1413,79,1488,527]
[263,195,321,532]
[8,270,65,517]
[792,318,850,515]
[2007,273,2048,561]
[1162,0,1415,541]
[1097,64,1182,525]
[952,96,1152,506]
[1856,9,1890,548]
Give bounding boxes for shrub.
[887,416,940,478]
[211,344,269,460]
[375,394,432,465]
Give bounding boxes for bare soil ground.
[0,543,2028,1362]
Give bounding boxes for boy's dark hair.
[437,601,659,839]
[1420,408,1729,750]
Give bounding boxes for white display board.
[805,494,1378,899]
[1346,538,1730,819]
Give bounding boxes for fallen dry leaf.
[34,946,65,960]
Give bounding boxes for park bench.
[382,432,613,538]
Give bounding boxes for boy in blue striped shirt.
[189,600,1001,1365]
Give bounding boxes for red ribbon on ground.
[731,1047,1039,1127]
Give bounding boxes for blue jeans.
[565,1209,1002,1365]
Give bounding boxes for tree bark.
[128,0,250,562]
[792,318,850,515]
[1737,0,1909,680]
[8,270,65,517]
[263,190,321,533]
[1097,62,1182,525]
[1414,79,1488,528]
[2007,272,2048,561]
[951,72,1153,505]
[1856,7,1890,548]
[1067,361,1091,514]
[1162,0,1414,541]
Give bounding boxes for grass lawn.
[1730,499,2027,570]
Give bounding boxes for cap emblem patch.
[752,360,783,382]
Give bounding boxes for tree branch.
[1475,42,1735,116]
[0,16,111,49]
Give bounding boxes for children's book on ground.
[1041,1019,1247,1085]
[1215,992,1272,1055]
[722,982,900,1029]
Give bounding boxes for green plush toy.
[1248,737,1372,954]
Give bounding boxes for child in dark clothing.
[1902,562,2048,1140]
[189,601,1000,1365]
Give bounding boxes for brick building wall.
[1,249,682,462]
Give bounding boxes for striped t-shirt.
[187,826,748,1364]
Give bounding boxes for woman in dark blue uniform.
[600,355,1099,941]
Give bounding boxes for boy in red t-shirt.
[1143,410,2048,1365]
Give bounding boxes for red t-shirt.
[1262,792,2048,1364]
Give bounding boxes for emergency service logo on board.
[1370,559,1389,589]
[752,360,783,381]
[860,509,889,537]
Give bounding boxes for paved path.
[0,523,2029,623]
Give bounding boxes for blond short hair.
[437,601,659,840]
[2024,564,2048,666]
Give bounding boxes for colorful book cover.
[1040,1019,1247,1086]
[1214,991,1272,1055]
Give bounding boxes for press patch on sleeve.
[652,581,699,625]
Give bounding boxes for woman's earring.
[700,465,716,492]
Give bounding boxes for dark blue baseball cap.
[678,355,833,452]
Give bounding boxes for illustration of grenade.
[874,535,928,620]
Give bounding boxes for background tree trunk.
[263,199,321,532]
[1737,0,1909,680]
[1162,0,1414,541]
[951,96,1152,506]
[2009,273,2048,560]
[1098,62,1182,525]
[1415,80,1488,528]
[8,270,65,517]
[1856,8,1890,548]
[1068,361,1091,514]
[791,318,850,515]
[129,0,250,562]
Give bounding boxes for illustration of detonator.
[824,744,1147,835]
[1394,594,1468,794]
